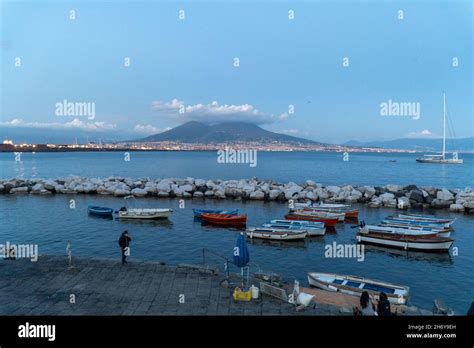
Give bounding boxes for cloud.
[133,124,171,134]
[406,129,436,138]
[151,99,288,125]
[0,118,117,131]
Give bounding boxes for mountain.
[134,121,322,145]
[344,137,474,152]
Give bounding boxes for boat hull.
[117,209,172,219]
[307,272,409,305]
[284,214,338,227]
[88,205,114,217]
[201,213,247,226]
[416,158,463,164]
[262,223,325,236]
[246,229,307,241]
[356,233,454,252]
[193,209,238,218]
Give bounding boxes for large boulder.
[431,198,451,209]
[362,186,376,199]
[156,180,172,193]
[10,186,29,194]
[249,190,265,200]
[195,179,206,187]
[131,188,148,197]
[204,190,215,197]
[215,190,226,199]
[409,189,424,203]
[193,191,204,198]
[397,197,410,209]
[306,180,317,187]
[380,192,395,202]
[449,204,465,212]
[283,183,303,200]
[386,184,401,193]
[326,186,341,196]
[305,191,318,201]
[31,183,44,194]
[437,189,454,201]
[269,189,282,200]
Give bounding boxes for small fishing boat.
[117,208,173,219]
[246,227,307,241]
[356,231,454,252]
[386,216,453,229]
[397,213,455,225]
[380,220,451,233]
[193,208,238,218]
[116,195,173,219]
[262,223,325,236]
[201,213,247,226]
[307,272,410,305]
[269,219,324,228]
[361,224,451,238]
[293,202,359,219]
[88,205,114,217]
[284,212,338,227]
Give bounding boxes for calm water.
[0,151,473,313]
[1,151,473,188]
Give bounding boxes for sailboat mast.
[442,93,446,159]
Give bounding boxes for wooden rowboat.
[88,205,114,217]
[380,220,451,233]
[284,213,338,227]
[201,213,247,226]
[362,224,451,238]
[263,222,325,236]
[193,209,238,218]
[307,272,410,305]
[293,202,359,218]
[117,208,173,219]
[246,227,307,241]
[356,231,454,252]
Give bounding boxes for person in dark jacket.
[118,231,131,264]
[377,292,391,316]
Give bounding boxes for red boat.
[284,213,338,227]
[201,213,247,226]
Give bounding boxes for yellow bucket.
[233,287,252,301]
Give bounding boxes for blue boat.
[88,205,114,217]
[193,208,238,218]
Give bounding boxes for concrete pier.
[0,256,343,316]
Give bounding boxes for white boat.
[117,195,173,219]
[381,220,451,233]
[397,213,455,225]
[294,202,351,210]
[269,219,325,228]
[356,232,454,252]
[363,224,451,238]
[416,93,463,164]
[246,227,307,241]
[386,216,453,229]
[118,208,173,219]
[262,223,325,236]
[289,209,345,221]
[307,272,410,305]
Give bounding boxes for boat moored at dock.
[307,272,410,305]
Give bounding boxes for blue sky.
[1,0,473,143]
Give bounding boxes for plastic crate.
[233,287,252,301]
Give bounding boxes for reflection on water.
[362,244,453,265]
[248,238,307,249]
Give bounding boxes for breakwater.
[1,176,473,213]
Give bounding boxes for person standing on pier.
[118,231,131,265]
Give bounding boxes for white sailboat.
[416,93,463,164]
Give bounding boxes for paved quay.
[0,255,343,316]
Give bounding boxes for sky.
[0,0,473,144]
